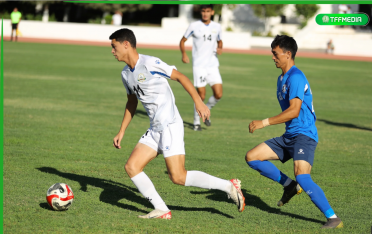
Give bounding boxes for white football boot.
[228,179,246,212]
[138,209,172,219]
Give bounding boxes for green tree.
[295,4,320,28]
[250,4,287,19]
[82,3,152,14]
[214,4,236,22]
[250,4,287,34]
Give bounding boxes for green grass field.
[3,42,372,233]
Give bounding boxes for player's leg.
[165,154,245,212]
[163,120,245,212]
[292,135,342,228]
[204,67,223,126]
[193,67,207,131]
[246,138,302,206]
[15,24,18,42]
[126,139,171,219]
[246,141,293,186]
[10,27,14,41]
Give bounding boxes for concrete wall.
[3,19,251,50]
[4,19,372,57]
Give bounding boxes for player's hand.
[249,120,264,133]
[216,48,222,55]
[182,54,190,64]
[195,101,210,123]
[113,132,124,149]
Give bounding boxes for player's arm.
[170,69,210,122]
[217,40,223,55]
[113,94,138,149]
[179,37,190,64]
[249,98,302,133]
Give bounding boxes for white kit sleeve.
[184,23,195,39]
[148,58,177,79]
[121,73,133,95]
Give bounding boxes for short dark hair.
[109,28,136,48]
[200,4,213,10]
[271,35,297,60]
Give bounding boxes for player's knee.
[214,92,222,100]
[245,150,257,162]
[124,162,140,177]
[169,173,186,185]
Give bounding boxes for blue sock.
[296,174,335,218]
[247,160,290,186]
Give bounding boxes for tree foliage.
[22,1,152,14]
[294,4,320,20]
[213,4,236,15]
[250,4,287,19]
[82,3,152,13]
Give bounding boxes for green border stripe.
[66,0,372,3]
[0,18,3,234]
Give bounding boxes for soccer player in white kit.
[180,4,223,131]
[110,28,245,219]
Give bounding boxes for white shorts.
[193,67,222,88]
[138,120,185,158]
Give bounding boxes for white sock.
[329,214,337,219]
[131,172,169,211]
[185,171,231,194]
[283,177,293,187]
[193,104,200,125]
[206,96,220,110]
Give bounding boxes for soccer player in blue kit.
[245,35,343,229]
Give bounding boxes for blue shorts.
[264,134,317,166]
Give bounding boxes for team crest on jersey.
[282,84,287,93]
[138,73,146,83]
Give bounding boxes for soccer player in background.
[10,7,22,42]
[245,35,343,229]
[110,28,245,219]
[179,4,223,131]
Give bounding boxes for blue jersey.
[276,65,318,142]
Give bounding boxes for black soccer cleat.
[277,181,303,207]
[321,217,343,229]
[193,124,202,131]
[204,118,211,127]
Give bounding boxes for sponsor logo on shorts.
[298,149,305,154]
[138,73,146,83]
[155,60,160,64]
[165,146,170,150]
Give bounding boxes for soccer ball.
[46,183,74,211]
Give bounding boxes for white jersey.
[112,13,122,25]
[121,54,182,132]
[184,20,222,68]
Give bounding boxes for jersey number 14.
[203,34,212,41]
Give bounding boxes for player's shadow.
[191,189,324,224]
[318,118,372,132]
[37,167,233,218]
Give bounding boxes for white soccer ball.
[46,183,74,211]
